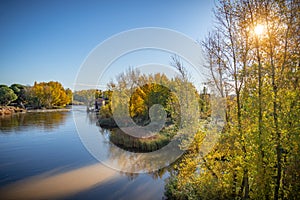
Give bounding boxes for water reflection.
[87,112,99,125]
[0,106,171,199]
[0,162,172,200]
[105,137,181,173]
[76,109,181,173]
[0,112,69,133]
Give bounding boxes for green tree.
[0,85,17,106]
[10,84,27,107]
[73,89,97,106]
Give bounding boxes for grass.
[109,125,178,152]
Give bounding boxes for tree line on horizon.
[0,81,72,109]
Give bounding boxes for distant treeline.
[0,81,72,109]
[73,89,111,106]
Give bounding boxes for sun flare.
[254,24,265,35]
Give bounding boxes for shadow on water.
[0,164,119,200]
[0,162,171,200]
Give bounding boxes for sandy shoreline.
[26,108,71,113]
[0,106,71,115]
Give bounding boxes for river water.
[0,106,169,200]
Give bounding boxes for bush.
[98,117,117,128]
[99,104,112,118]
[0,85,17,106]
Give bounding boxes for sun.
[254,24,265,35]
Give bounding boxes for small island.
[85,68,211,153]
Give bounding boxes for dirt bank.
[0,106,26,115]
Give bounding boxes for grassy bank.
[109,125,177,152]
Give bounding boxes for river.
[0,106,169,200]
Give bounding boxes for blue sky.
[0,0,214,90]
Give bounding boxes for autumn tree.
[32,81,71,108]
[108,68,174,125]
[104,66,201,132]
[166,0,300,199]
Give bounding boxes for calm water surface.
[0,106,168,199]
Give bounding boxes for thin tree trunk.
[248,1,268,196]
[269,27,281,200]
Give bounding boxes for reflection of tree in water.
[118,166,174,181]
[149,165,172,180]
[86,112,98,125]
[103,132,182,179]
[115,153,178,181]
[0,112,69,132]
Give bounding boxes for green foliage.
[99,104,112,118]
[73,89,97,106]
[0,85,17,106]
[9,84,28,107]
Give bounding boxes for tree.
[130,83,171,123]
[65,88,73,105]
[73,89,97,106]
[10,84,27,107]
[166,0,300,199]
[32,81,71,108]
[0,85,17,106]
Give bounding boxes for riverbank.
[0,106,26,115]
[27,108,70,113]
[109,125,177,152]
[0,106,71,115]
